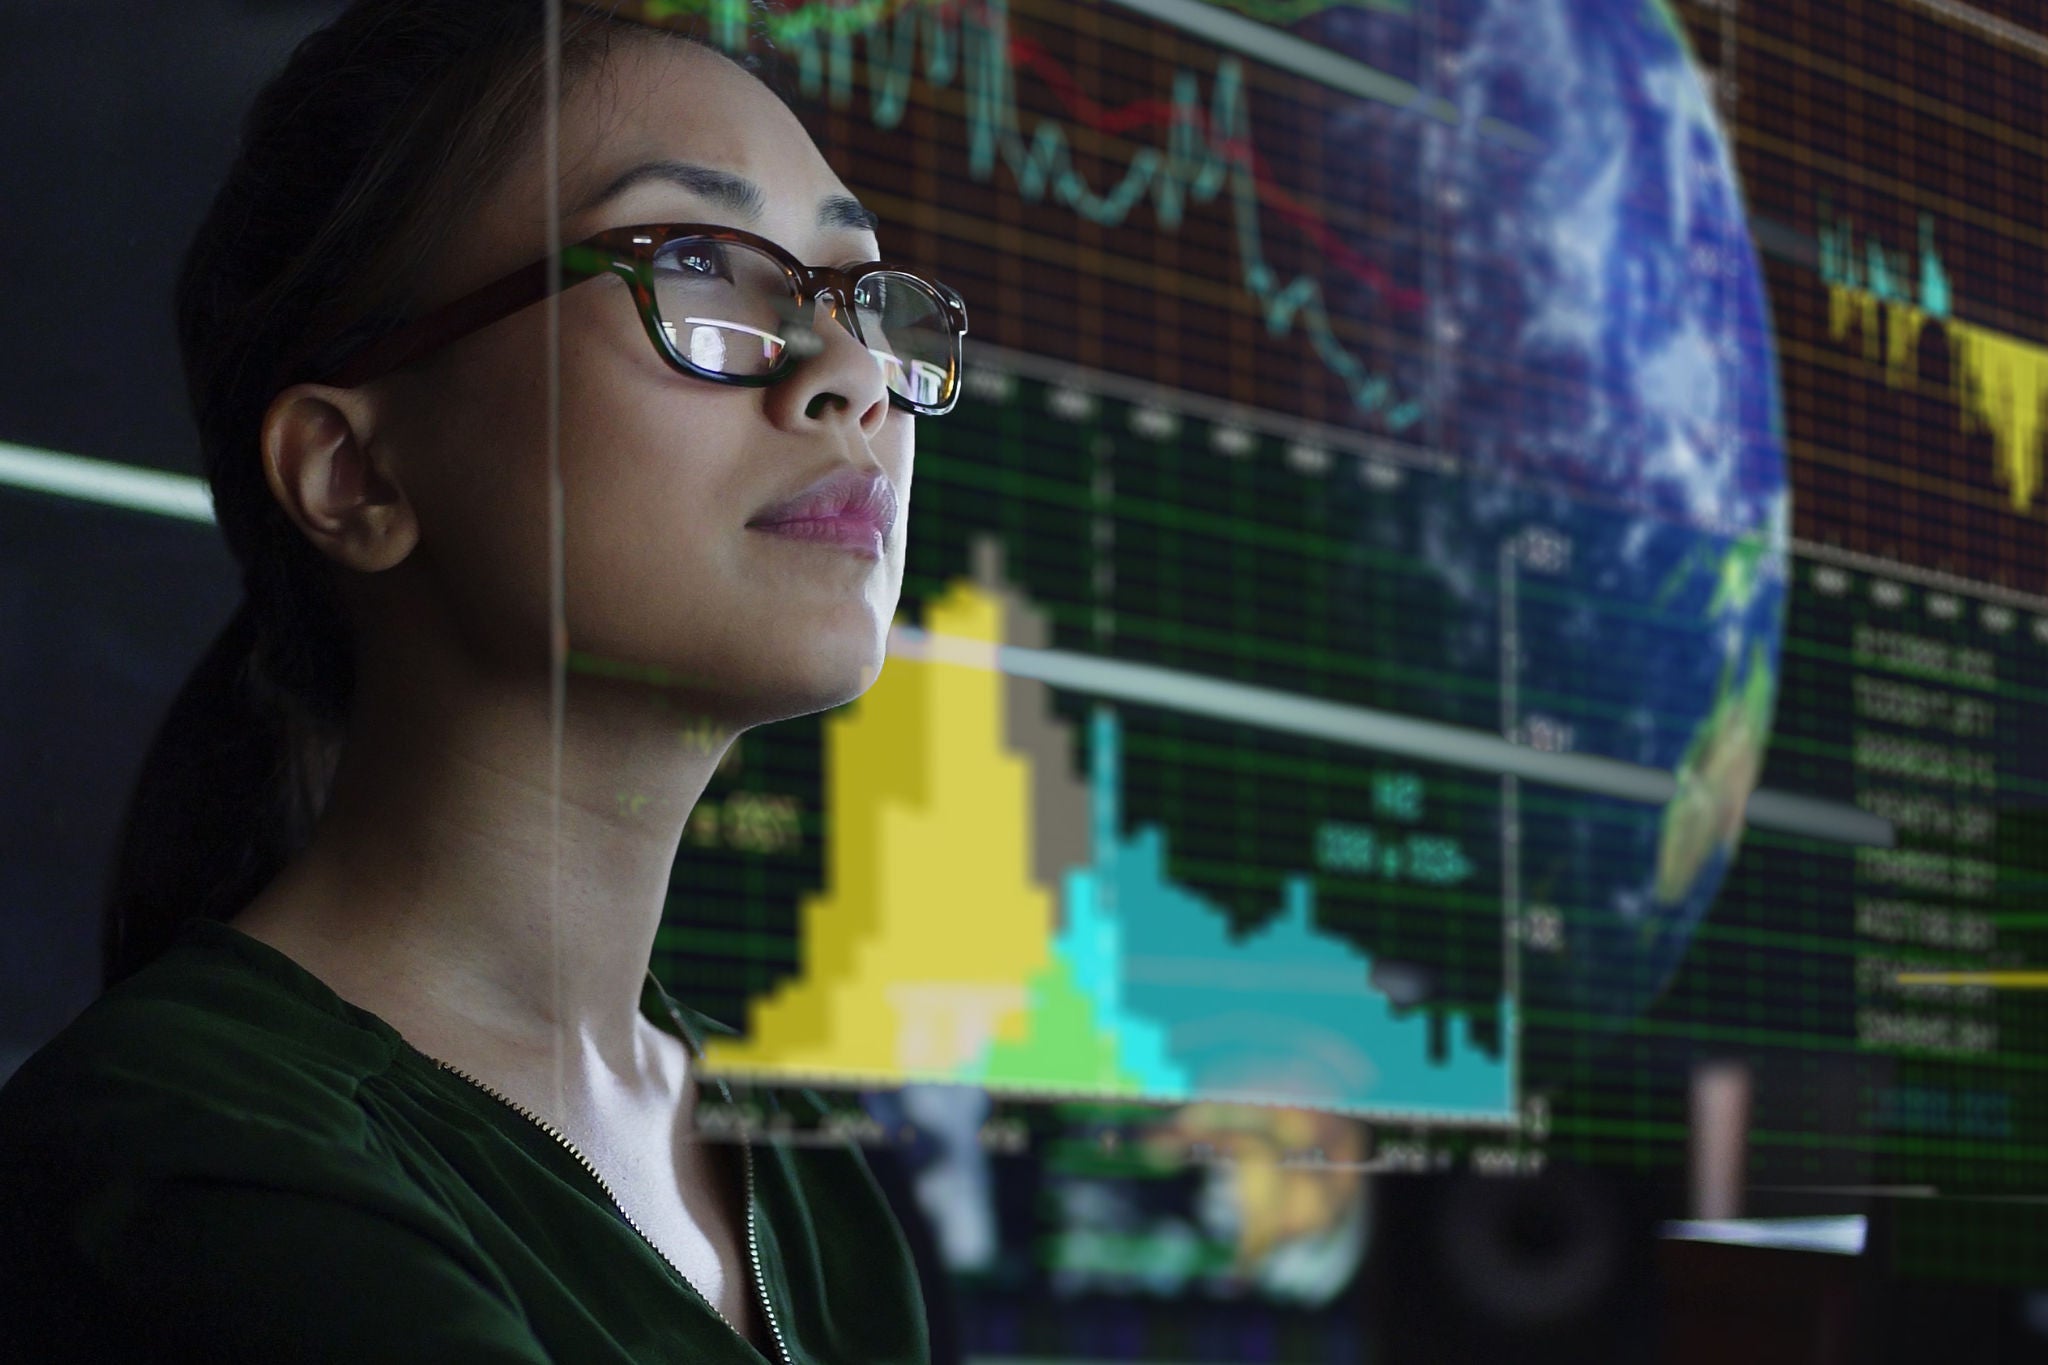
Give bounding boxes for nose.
[816,291,860,339]
[763,291,891,435]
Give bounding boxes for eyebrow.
[817,193,881,233]
[575,159,880,233]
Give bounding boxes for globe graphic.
[1324,0,1791,1024]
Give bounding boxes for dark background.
[0,1,349,1079]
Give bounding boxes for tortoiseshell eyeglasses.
[314,223,970,416]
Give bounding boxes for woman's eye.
[667,247,732,281]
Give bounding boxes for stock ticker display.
[613,0,2048,1306]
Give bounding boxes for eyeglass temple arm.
[315,250,609,389]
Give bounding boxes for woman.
[0,1,964,1360]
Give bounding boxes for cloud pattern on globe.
[1324,0,1790,1023]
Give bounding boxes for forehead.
[557,36,858,244]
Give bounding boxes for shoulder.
[0,944,545,1363]
[0,925,400,1174]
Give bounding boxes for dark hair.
[101,0,775,989]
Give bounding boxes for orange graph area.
[1827,284,2048,511]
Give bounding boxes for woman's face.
[378,34,910,729]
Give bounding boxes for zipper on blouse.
[432,1058,789,1364]
[732,1091,795,1365]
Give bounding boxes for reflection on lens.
[648,241,957,407]
[907,357,948,408]
[687,325,727,372]
[653,237,799,376]
[855,271,954,409]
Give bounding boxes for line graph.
[1817,205,2048,511]
[626,0,1433,427]
[1002,29,1427,312]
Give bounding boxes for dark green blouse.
[0,917,929,1363]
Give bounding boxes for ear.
[259,384,419,574]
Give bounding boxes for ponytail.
[101,597,341,988]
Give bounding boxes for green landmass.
[1654,642,1777,906]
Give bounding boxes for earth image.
[1322,0,1792,1024]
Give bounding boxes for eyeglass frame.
[311,222,971,416]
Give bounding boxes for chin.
[824,649,890,710]
[746,645,889,725]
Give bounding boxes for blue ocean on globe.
[1321,0,1791,1023]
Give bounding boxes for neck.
[230,646,734,1094]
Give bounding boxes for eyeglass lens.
[650,237,957,410]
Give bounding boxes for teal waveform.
[1815,200,2048,512]
[639,0,1425,429]
[1817,201,1953,319]
[660,0,1417,49]
[981,706,1515,1116]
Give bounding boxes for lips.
[746,466,898,542]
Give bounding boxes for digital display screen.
[8,0,2048,1356]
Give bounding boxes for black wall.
[0,1,347,1079]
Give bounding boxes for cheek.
[879,411,916,514]
[888,415,916,480]
[555,358,756,614]
[384,338,562,657]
